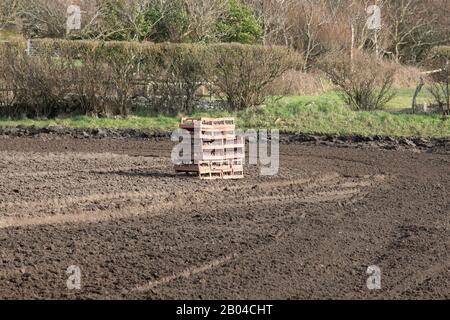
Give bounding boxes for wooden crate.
[174,117,244,180]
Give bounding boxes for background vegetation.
[0,0,449,137]
[0,39,301,117]
[1,93,448,138]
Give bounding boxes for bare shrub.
[269,61,426,95]
[389,63,425,89]
[0,40,119,117]
[428,74,450,116]
[71,49,112,116]
[141,44,208,115]
[0,42,21,113]
[427,47,450,116]
[1,44,74,117]
[268,70,331,96]
[319,51,396,111]
[210,44,302,111]
[267,64,420,97]
[100,42,141,116]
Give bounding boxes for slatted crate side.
[179,117,236,131]
[175,158,243,173]
[176,167,244,179]
[178,148,244,163]
[199,171,223,180]
[200,143,244,157]
[179,129,237,144]
[222,169,244,180]
[199,169,243,180]
[199,117,235,127]
[201,130,237,141]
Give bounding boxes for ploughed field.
[0,136,448,299]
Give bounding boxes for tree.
[144,0,190,42]
[216,0,262,44]
[383,0,440,64]
[184,0,226,42]
[18,0,67,38]
[244,0,295,46]
[89,0,151,41]
[293,0,331,71]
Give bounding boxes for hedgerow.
[0,39,301,117]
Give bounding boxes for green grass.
[1,90,449,138]
[240,95,449,137]
[387,88,434,110]
[52,56,84,67]
[0,115,180,131]
[0,30,20,41]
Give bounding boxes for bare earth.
[0,136,448,299]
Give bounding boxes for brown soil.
[0,136,448,300]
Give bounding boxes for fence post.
[26,39,33,56]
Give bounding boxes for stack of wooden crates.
[174,117,244,180]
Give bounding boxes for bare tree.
[184,0,227,42]
[0,0,20,30]
[383,0,441,63]
[293,0,331,71]
[18,0,67,38]
[82,0,151,41]
[244,0,295,46]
